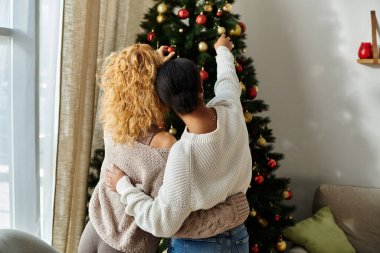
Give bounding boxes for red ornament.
[274,214,281,221]
[283,190,293,200]
[358,42,373,59]
[196,13,207,25]
[178,8,190,19]
[267,158,277,168]
[254,175,264,185]
[167,46,176,53]
[147,31,156,42]
[248,87,257,99]
[238,21,246,33]
[235,63,243,73]
[200,68,209,81]
[251,244,260,253]
[216,9,223,17]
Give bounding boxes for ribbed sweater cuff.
[116,176,134,195]
[233,193,250,222]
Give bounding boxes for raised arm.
[214,34,241,101]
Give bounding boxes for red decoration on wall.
[358,42,373,59]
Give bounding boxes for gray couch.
[288,184,380,253]
[0,229,58,253]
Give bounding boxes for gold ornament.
[179,28,184,33]
[242,48,247,53]
[217,26,226,35]
[169,126,177,135]
[204,3,213,12]
[249,209,257,217]
[257,136,266,146]
[156,14,166,23]
[258,218,268,228]
[244,111,253,123]
[198,41,208,52]
[229,24,242,36]
[157,2,168,14]
[222,3,232,12]
[276,239,287,252]
[240,82,246,92]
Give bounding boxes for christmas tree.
[136,1,295,252]
[87,0,296,252]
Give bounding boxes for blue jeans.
[168,224,249,253]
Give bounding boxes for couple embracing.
[78,34,252,253]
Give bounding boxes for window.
[0,0,62,243]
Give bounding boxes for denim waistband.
[221,223,246,237]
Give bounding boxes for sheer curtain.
[39,0,63,243]
[52,1,154,252]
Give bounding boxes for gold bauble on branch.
[229,24,242,36]
[157,2,168,14]
[198,41,208,52]
[169,126,177,135]
[249,209,257,217]
[258,218,268,228]
[217,26,226,35]
[204,3,213,12]
[244,111,253,123]
[222,3,232,12]
[240,82,246,92]
[257,136,266,146]
[276,239,287,252]
[156,14,166,23]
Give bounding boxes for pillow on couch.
[283,206,355,253]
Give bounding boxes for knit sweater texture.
[89,133,249,252]
[116,46,253,238]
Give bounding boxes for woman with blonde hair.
[78,44,249,253]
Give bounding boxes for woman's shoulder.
[150,130,177,149]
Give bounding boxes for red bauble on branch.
[251,244,260,253]
[147,31,156,42]
[248,86,258,99]
[196,13,207,25]
[254,175,264,185]
[274,214,281,222]
[238,21,246,33]
[282,190,293,200]
[200,68,209,81]
[167,46,176,53]
[235,63,243,73]
[216,9,223,17]
[178,8,190,19]
[267,158,277,168]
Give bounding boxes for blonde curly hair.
[99,44,166,144]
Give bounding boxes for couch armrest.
[0,229,59,253]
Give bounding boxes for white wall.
[234,0,380,219]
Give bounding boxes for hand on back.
[214,34,233,51]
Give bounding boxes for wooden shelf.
[357,10,379,65]
[357,58,380,64]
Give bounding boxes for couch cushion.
[313,184,380,253]
[283,206,355,253]
[0,229,59,253]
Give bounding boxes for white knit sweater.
[116,46,252,237]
